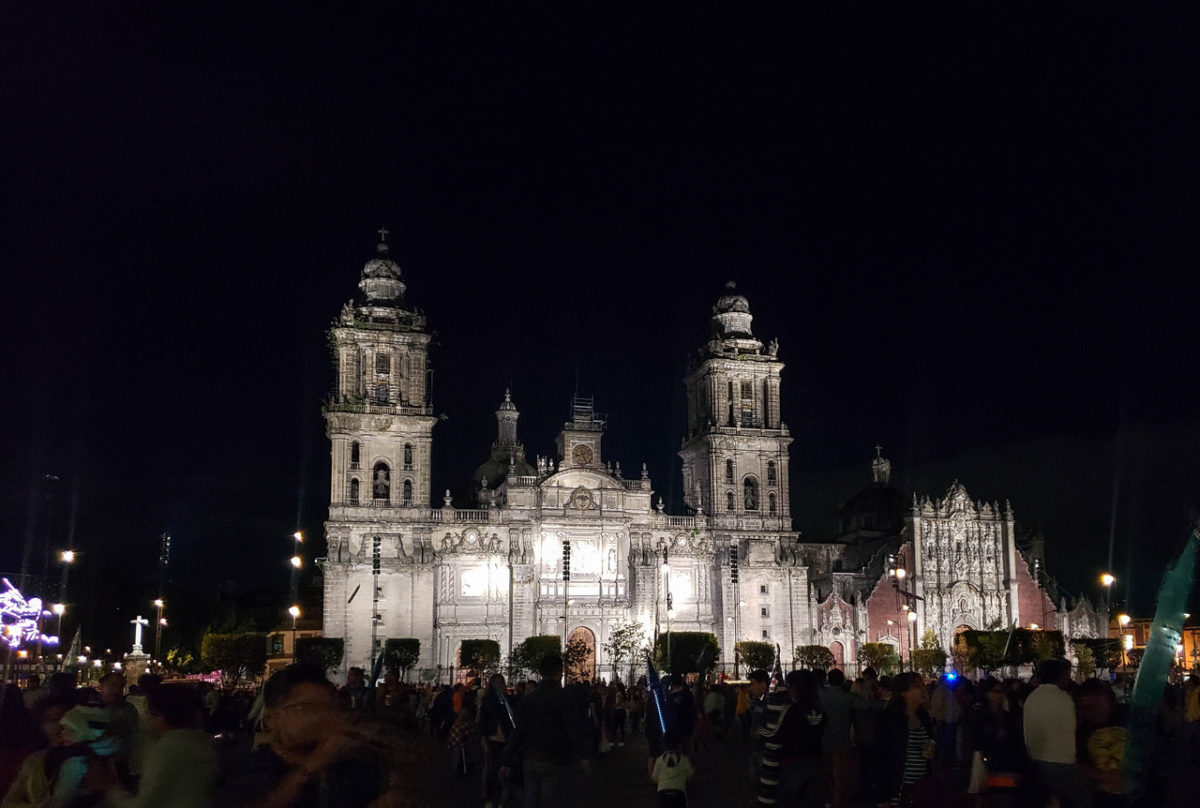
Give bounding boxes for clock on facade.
[571,443,593,465]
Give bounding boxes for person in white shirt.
[1023,658,1093,808]
[651,731,694,808]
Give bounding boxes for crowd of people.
[0,659,1197,808]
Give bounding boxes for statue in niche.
[373,465,390,498]
[607,548,616,572]
[744,478,758,510]
[767,337,779,356]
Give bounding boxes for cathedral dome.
[838,448,906,536]
[473,452,537,491]
[358,238,407,305]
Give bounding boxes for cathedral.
[319,235,1103,678]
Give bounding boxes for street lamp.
[907,610,918,668]
[1117,613,1132,689]
[661,549,672,673]
[153,599,165,660]
[290,531,304,624]
[288,605,301,662]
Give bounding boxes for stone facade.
[319,236,1090,677]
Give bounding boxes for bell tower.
[678,282,791,528]
[324,229,437,509]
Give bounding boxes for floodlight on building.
[293,531,304,543]
[52,603,65,616]
[1118,614,1131,627]
[895,568,906,580]
[291,556,302,568]
[60,550,75,564]
[907,611,917,623]
[1100,573,1115,587]
[288,605,301,619]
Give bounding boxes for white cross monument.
[130,615,149,654]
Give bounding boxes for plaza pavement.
[411,726,756,808]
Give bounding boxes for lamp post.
[59,550,75,601]
[561,538,571,678]
[288,605,301,662]
[1117,613,1131,689]
[661,549,672,673]
[889,553,922,670]
[1099,573,1116,676]
[290,531,304,608]
[907,610,918,669]
[153,599,165,660]
[51,602,65,644]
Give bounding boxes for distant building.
[318,234,1094,677]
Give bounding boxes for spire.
[357,228,406,306]
[495,389,519,446]
[871,445,891,485]
[710,281,755,339]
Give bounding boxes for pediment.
[542,468,619,490]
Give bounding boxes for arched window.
[744,477,759,511]
[350,441,361,468]
[372,462,390,501]
[349,479,360,505]
[375,384,389,404]
[402,479,413,504]
[767,461,776,485]
[768,492,777,515]
[403,444,413,469]
[725,459,734,483]
[726,491,736,512]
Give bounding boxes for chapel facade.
[319,235,1101,678]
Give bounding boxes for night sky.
[4,5,1199,652]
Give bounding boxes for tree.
[200,632,267,689]
[1072,642,1096,680]
[735,640,776,673]
[858,642,899,675]
[911,629,948,677]
[383,638,421,680]
[510,635,561,678]
[602,621,647,683]
[954,631,1009,673]
[655,632,719,675]
[165,647,199,675]
[459,639,501,676]
[295,637,344,674]
[794,644,835,671]
[1029,632,1058,664]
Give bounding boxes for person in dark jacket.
[767,669,826,808]
[874,672,936,807]
[666,675,696,755]
[477,673,516,808]
[501,656,591,808]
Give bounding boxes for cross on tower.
[875,444,883,458]
[377,226,389,242]
[130,615,149,653]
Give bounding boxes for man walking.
[1024,658,1093,808]
[478,673,516,808]
[503,656,591,807]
